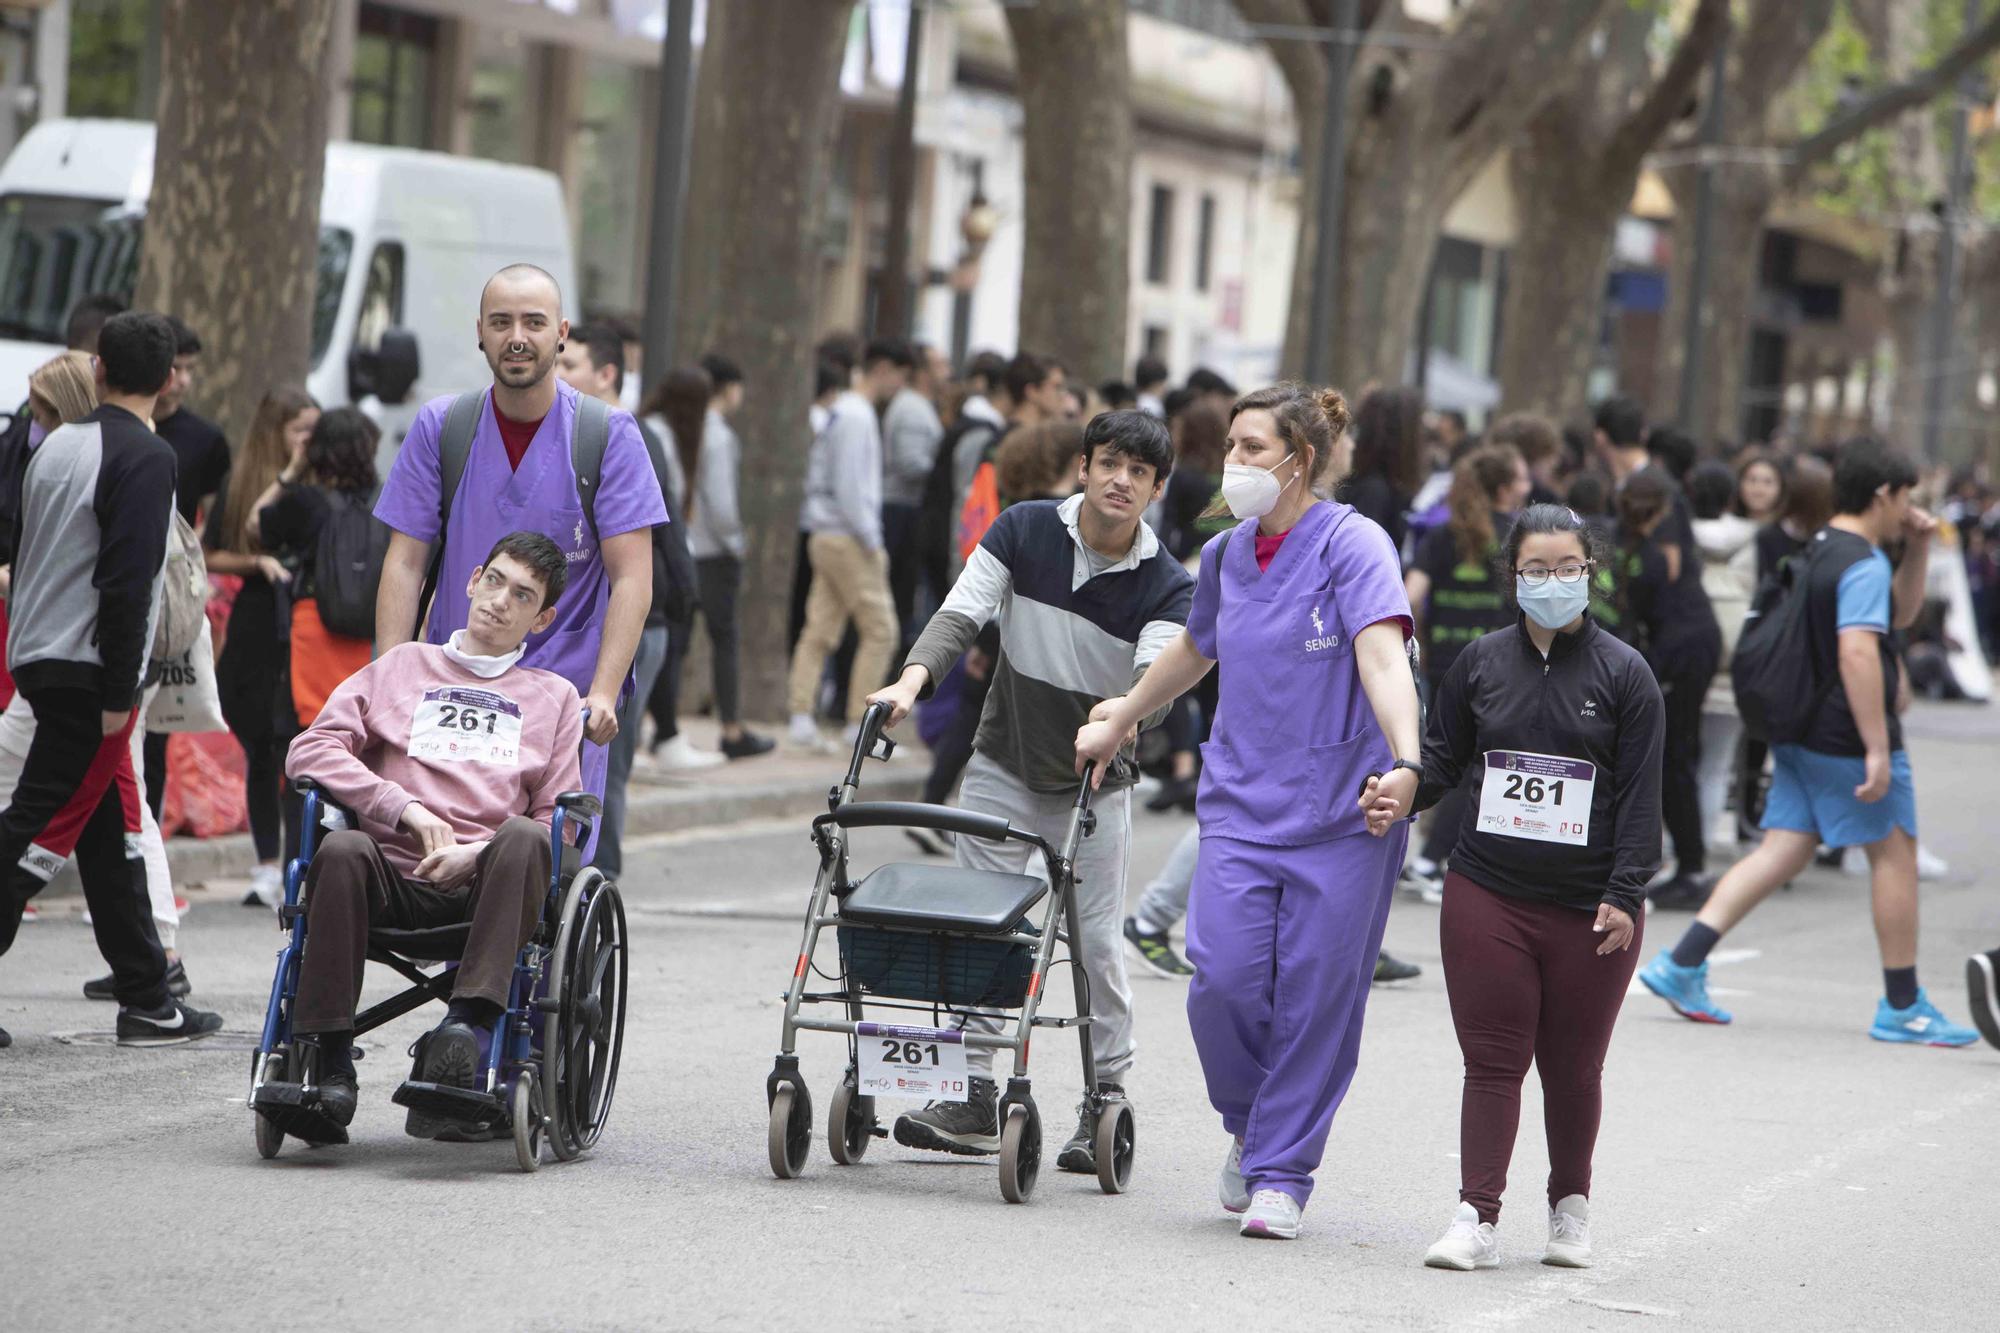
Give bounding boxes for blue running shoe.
[1638,951,1733,1024]
[1869,989,1977,1047]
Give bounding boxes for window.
[67,0,156,119]
[1195,193,1215,293]
[0,192,351,365]
[354,242,404,354]
[1146,184,1174,286]
[1143,324,1168,360]
[467,28,533,164]
[574,58,646,315]
[351,3,438,149]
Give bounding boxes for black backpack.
[1731,532,1850,744]
[311,489,392,639]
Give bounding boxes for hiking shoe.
[400,1021,484,1139]
[1240,1189,1303,1240]
[720,729,776,761]
[1544,1194,1591,1267]
[1424,1202,1499,1270]
[1638,951,1732,1024]
[1124,917,1194,978]
[115,999,223,1047]
[1219,1137,1250,1214]
[1054,1084,1124,1173]
[1869,989,1977,1047]
[892,1075,999,1155]
[319,1071,359,1128]
[1373,950,1421,983]
[85,958,190,1002]
[1968,949,2000,1052]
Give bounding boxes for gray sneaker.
[892,1075,999,1155]
[1055,1084,1124,1173]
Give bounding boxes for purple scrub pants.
[1185,825,1406,1209]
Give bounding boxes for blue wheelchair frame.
[250,778,620,1169]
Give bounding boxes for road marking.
[1571,1299,1679,1318]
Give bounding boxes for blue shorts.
[1761,745,1916,848]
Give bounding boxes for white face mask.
[1220,455,1300,521]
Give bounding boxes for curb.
[39,763,930,897]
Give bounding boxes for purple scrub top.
[1187,500,1411,847]
[375,381,667,699]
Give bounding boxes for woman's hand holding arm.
[1074,629,1213,787]
[1352,619,1422,829]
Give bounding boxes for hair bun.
[1318,388,1351,438]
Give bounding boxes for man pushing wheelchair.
[263,531,585,1146]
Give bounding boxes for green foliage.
[67,0,151,120]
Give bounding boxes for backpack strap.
[570,393,610,545]
[414,391,486,639]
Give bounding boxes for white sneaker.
[1916,845,1950,880]
[1423,1202,1498,1270]
[1219,1138,1250,1214]
[1841,846,1868,877]
[787,714,830,752]
[1239,1188,1302,1240]
[242,864,283,910]
[1543,1194,1591,1267]
[655,734,724,772]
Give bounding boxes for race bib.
[855,1022,970,1102]
[1476,750,1594,845]
[408,686,525,767]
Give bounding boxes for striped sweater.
[907,495,1194,794]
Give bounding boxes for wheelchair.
[249,780,627,1171]
[766,702,1131,1203]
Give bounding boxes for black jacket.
[1415,615,1665,918]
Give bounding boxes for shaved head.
[481,263,563,318]
[477,264,568,395]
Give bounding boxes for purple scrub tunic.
[1183,499,1412,1209]
[376,381,667,856]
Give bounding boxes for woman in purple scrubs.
[1077,382,1422,1241]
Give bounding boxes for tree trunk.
[671,0,851,721]
[1497,128,1623,424]
[135,0,334,448]
[1003,0,1131,386]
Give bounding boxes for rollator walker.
[248,780,628,1172]
[766,701,1134,1202]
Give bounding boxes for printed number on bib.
[855,1022,969,1102]
[409,686,525,767]
[1477,750,1594,845]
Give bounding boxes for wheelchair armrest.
[555,790,603,819]
[291,778,359,830]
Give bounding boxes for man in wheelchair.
[274,531,584,1143]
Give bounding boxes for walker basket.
[836,923,1037,1008]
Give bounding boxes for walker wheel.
[512,1070,543,1173]
[828,1076,875,1165]
[768,1082,813,1179]
[997,1099,1041,1204]
[253,1051,288,1160]
[1093,1097,1135,1194]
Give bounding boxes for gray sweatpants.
[1133,823,1199,936]
[954,752,1135,1084]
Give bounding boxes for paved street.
[4,708,1997,1331]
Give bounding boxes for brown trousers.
[292,816,549,1034]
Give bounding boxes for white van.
[0,118,576,448]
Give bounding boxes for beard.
[486,340,555,390]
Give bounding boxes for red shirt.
[494,407,545,471]
[1254,527,1290,572]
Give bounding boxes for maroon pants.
[1440,872,1641,1225]
[293,817,549,1035]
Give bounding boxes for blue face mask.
[1515,576,1590,631]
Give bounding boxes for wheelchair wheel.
[542,871,627,1162]
[827,1075,875,1165]
[1093,1098,1135,1195]
[767,1082,812,1179]
[998,1099,1041,1204]
[253,1051,289,1160]
[512,1070,543,1173]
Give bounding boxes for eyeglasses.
[1516,562,1592,586]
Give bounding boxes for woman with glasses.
[1363,504,1663,1273]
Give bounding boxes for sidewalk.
[40,720,929,897]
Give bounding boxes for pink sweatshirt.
[286,642,583,875]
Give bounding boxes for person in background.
[1489,412,1565,507]
[787,343,901,750]
[251,406,381,726]
[1344,385,1425,553]
[1134,354,1170,418]
[1732,448,1785,531]
[1688,461,1759,857]
[1645,426,1697,489]
[683,354,769,761]
[1147,398,1231,814]
[1432,409,1469,459]
[1099,380,1137,413]
[205,387,320,909]
[637,363,722,773]
[1566,472,1609,522]
[1756,454,1833,585]
[1404,444,1531,890]
[992,421,1083,506]
[880,339,943,648]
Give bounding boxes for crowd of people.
[2,269,1997,1269]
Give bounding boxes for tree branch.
[1436,0,1612,166]
[1788,5,2000,180]
[1232,0,1325,106]
[1604,0,1729,174]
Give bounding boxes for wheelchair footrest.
[391,1080,501,1123]
[253,1080,310,1109]
[252,1084,351,1147]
